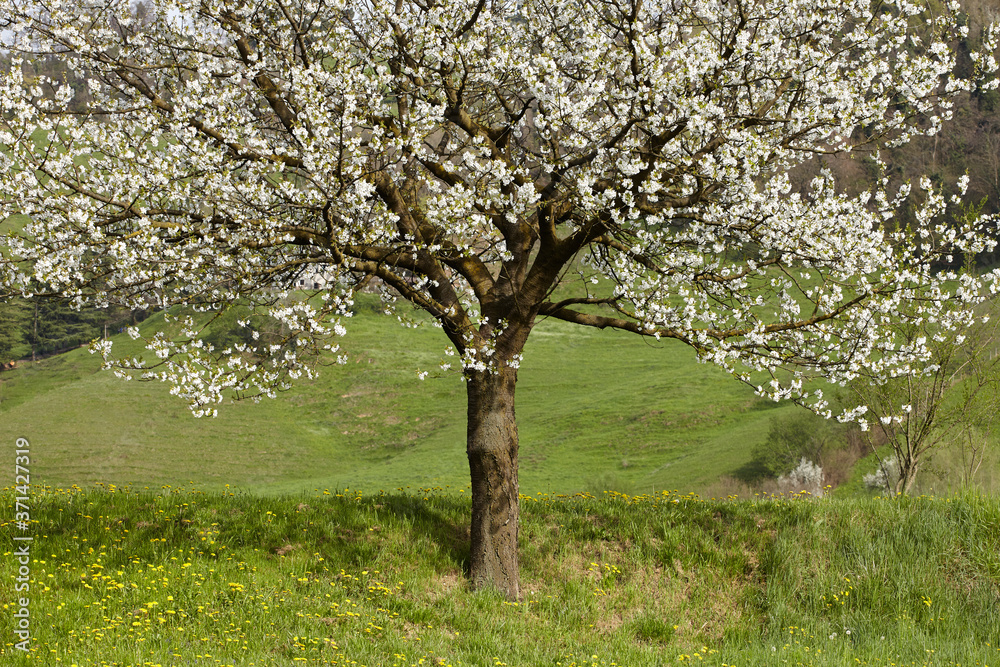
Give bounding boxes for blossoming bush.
[778,458,826,497]
[864,456,903,495]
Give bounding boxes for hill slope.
[0,303,797,495]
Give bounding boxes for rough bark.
[896,455,919,496]
[466,366,520,600]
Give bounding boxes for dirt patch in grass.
[274,543,300,557]
[426,569,464,601]
[595,610,624,633]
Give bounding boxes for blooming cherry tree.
[1,0,998,598]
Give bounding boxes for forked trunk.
[896,456,919,496]
[466,366,520,600]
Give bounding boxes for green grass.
[0,298,798,496]
[1,486,998,665]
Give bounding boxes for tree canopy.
[1,0,998,597]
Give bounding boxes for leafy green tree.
[0,298,29,361]
[26,298,108,358]
[752,411,844,479]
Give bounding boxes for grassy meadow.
[0,297,800,496]
[1,485,999,665]
[1,297,999,666]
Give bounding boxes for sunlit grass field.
[0,296,799,497]
[1,485,998,665]
[2,291,999,666]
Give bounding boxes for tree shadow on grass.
[378,492,472,575]
[24,488,473,580]
[730,458,771,484]
[249,492,473,577]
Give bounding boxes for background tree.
[26,297,107,359]
[0,294,138,361]
[851,295,1000,496]
[750,410,845,479]
[1,0,998,599]
[0,298,28,362]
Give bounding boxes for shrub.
[202,304,285,355]
[777,458,825,497]
[863,456,901,495]
[750,411,843,478]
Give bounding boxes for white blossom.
[0,0,995,420]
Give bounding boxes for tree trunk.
[897,459,919,496]
[893,448,919,496]
[466,366,520,600]
[31,300,38,363]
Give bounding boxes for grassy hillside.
[1,486,998,665]
[0,299,799,496]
